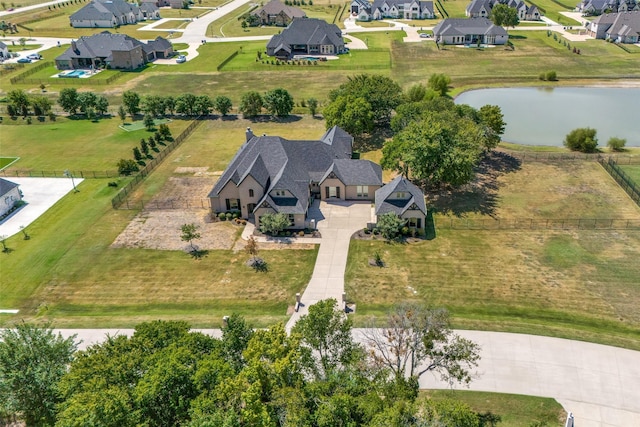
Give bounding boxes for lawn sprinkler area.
[0,157,20,170]
[119,118,172,132]
[53,69,103,79]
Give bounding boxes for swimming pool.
[59,70,86,78]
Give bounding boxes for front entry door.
[247,203,256,219]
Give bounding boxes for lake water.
[455,87,640,147]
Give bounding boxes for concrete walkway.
[285,200,373,330]
[42,327,640,426]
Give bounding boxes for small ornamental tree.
[140,139,150,157]
[564,127,598,153]
[143,113,155,131]
[180,223,201,252]
[607,137,626,152]
[133,146,143,162]
[117,159,139,175]
[307,97,318,116]
[428,73,451,97]
[259,212,291,235]
[118,105,127,123]
[375,212,406,240]
[239,91,263,118]
[263,88,294,118]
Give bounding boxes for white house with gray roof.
[466,0,541,20]
[251,0,306,26]
[587,10,640,42]
[351,0,436,20]
[266,18,346,59]
[0,178,22,218]
[0,41,9,60]
[69,0,148,28]
[375,176,427,230]
[208,127,383,229]
[433,17,509,45]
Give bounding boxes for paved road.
[44,327,640,427]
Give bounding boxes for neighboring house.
[139,1,161,20]
[375,176,427,230]
[266,18,345,59]
[352,0,436,20]
[69,0,147,28]
[466,0,541,20]
[55,32,173,70]
[169,0,185,9]
[208,127,383,229]
[0,41,8,59]
[587,10,640,42]
[575,0,632,15]
[433,17,509,44]
[251,0,306,26]
[0,178,22,218]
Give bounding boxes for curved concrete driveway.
[42,327,640,426]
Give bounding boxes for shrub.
[375,212,406,240]
[225,212,233,220]
[538,72,546,81]
[607,137,626,152]
[401,226,410,236]
[546,70,557,81]
[107,181,118,187]
[564,127,598,152]
[232,211,240,219]
[218,212,226,221]
[298,231,304,237]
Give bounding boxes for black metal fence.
[111,118,203,209]
[1,169,118,178]
[436,217,640,230]
[598,157,640,206]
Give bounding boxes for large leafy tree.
[77,91,97,114]
[292,298,362,381]
[239,91,263,118]
[213,95,232,116]
[263,88,294,118]
[176,93,198,116]
[7,89,30,116]
[490,3,519,28]
[382,111,484,187]
[58,88,79,115]
[427,73,451,97]
[122,90,141,118]
[323,94,374,138]
[478,104,506,150]
[327,74,403,127]
[0,323,77,426]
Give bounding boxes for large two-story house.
[266,18,345,59]
[466,0,541,20]
[587,10,640,42]
[209,127,385,229]
[351,0,436,20]
[251,0,306,26]
[69,0,150,28]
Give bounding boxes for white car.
[27,53,42,60]
[176,55,187,63]
[419,33,431,38]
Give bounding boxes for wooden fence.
[1,169,118,179]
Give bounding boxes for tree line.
[321,74,506,189]
[0,301,490,427]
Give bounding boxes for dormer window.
[396,192,406,199]
[274,190,286,197]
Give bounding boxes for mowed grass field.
[425,391,565,427]
[0,116,325,328]
[620,165,640,184]
[0,116,192,171]
[346,160,640,350]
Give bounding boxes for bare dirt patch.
[111,210,240,250]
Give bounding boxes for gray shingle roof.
[70,0,141,22]
[56,31,143,61]
[208,126,354,215]
[0,178,19,197]
[252,0,306,19]
[266,18,343,51]
[375,176,427,216]
[594,10,640,36]
[433,17,508,37]
[321,159,382,186]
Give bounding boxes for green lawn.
[346,160,640,350]
[0,117,326,328]
[0,157,19,169]
[619,165,640,184]
[424,391,565,427]
[222,49,390,71]
[0,116,192,171]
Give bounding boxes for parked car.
[419,33,431,38]
[27,53,42,60]
[17,57,32,63]
[176,55,187,63]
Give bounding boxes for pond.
[455,87,640,147]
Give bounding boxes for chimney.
[71,40,78,54]
[246,127,254,142]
